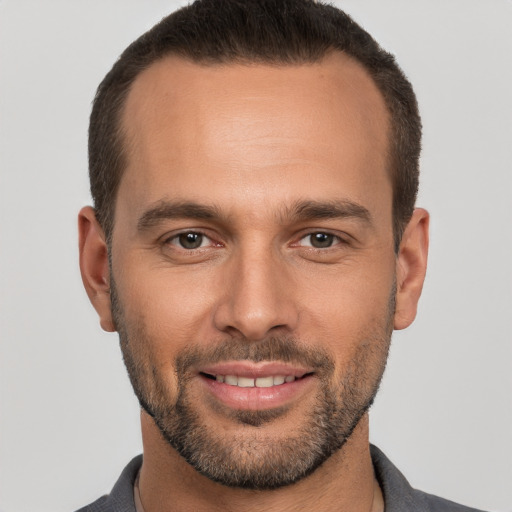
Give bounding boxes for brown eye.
[308,233,336,248]
[177,232,205,249]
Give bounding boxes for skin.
[79,53,429,511]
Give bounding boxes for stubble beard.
[110,277,394,490]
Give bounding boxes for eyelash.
[163,230,347,251]
[295,232,345,249]
[164,231,219,251]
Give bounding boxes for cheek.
[117,263,218,350]
[296,261,395,355]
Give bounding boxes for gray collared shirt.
[75,445,488,512]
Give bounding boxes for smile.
[196,361,316,410]
[201,373,306,388]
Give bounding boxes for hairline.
[108,50,399,248]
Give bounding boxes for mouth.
[200,372,313,388]
[197,362,316,411]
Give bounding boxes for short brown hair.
[89,0,421,249]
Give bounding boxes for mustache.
[175,336,335,376]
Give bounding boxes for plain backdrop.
[1,1,511,511]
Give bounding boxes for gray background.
[0,1,511,511]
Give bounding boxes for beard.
[110,277,394,490]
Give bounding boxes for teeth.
[214,374,297,387]
[255,376,274,388]
[224,375,238,386]
[237,376,255,387]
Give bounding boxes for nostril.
[212,286,300,341]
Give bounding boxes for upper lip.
[198,361,314,379]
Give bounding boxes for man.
[76,1,485,511]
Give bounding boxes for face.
[99,54,400,488]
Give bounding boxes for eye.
[299,232,340,249]
[168,232,211,250]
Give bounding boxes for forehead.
[118,53,391,226]
[122,53,389,152]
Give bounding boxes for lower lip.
[199,374,315,411]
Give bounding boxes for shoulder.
[75,495,110,512]
[370,445,488,512]
[414,489,488,512]
[74,455,142,512]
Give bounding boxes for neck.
[138,411,381,512]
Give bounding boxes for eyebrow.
[137,198,372,231]
[288,199,372,224]
[137,201,222,231]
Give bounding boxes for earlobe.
[394,208,429,330]
[78,206,116,332]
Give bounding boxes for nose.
[213,248,299,341]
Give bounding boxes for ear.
[394,208,429,330]
[78,206,116,332]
